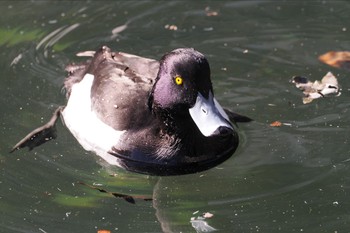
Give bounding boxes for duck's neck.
[155,107,193,136]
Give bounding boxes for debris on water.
[270,121,282,127]
[319,51,350,70]
[92,182,103,186]
[76,51,95,57]
[97,230,111,233]
[291,72,341,104]
[164,24,178,31]
[111,24,127,35]
[191,211,217,232]
[38,228,47,233]
[10,53,23,66]
[110,24,128,39]
[270,121,292,127]
[205,7,219,16]
[190,218,217,233]
[203,212,214,218]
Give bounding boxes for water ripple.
[36,23,80,54]
[208,165,336,206]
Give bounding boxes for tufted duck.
[11,46,251,175]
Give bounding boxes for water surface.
[2,1,350,232]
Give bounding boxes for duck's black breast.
[109,122,238,175]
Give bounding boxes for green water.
[1,1,350,232]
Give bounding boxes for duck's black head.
[149,48,233,137]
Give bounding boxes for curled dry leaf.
[291,72,340,104]
[319,51,350,70]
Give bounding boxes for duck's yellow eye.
[175,76,183,85]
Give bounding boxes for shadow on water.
[2,1,350,232]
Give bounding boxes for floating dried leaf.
[97,230,111,233]
[270,121,282,127]
[203,212,214,218]
[319,51,350,70]
[190,219,217,232]
[291,72,340,104]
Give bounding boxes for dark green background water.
[1,1,350,232]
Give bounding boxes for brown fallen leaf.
[270,121,282,127]
[319,51,350,70]
[97,230,111,233]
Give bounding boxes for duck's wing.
[73,46,159,131]
[64,46,160,97]
[112,51,160,81]
[74,48,160,81]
